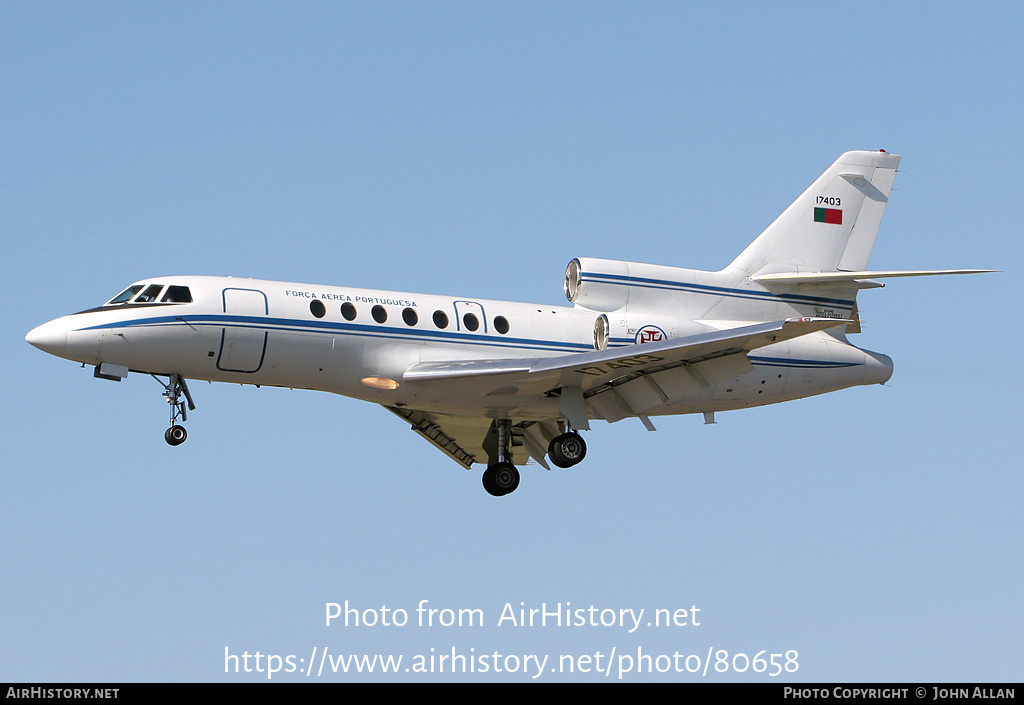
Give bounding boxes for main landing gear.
[481,421,588,497]
[152,374,195,446]
[482,419,520,497]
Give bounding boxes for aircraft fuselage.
[28,274,890,423]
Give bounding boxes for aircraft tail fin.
[730,150,901,277]
[568,151,992,326]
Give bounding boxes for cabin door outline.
[217,287,269,373]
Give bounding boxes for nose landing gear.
[152,374,195,446]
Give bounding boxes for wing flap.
[384,406,483,469]
[384,407,556,469]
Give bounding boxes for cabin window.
[462,313,480,332]
[402,307,418,326]
[341,302,357,321]
[310,300,326,318]
[372,305,388,323]
[161,286,192,303]
[432,310,449,329]
[494,316,509,334]
[134,284,165,303]
[108,285,143,305]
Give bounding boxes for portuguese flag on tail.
[814,207,842,224]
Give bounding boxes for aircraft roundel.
[635,325,666,345]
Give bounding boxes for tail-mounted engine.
[565,257,703,314]
[567,257,712,345]
[565,258,631,312]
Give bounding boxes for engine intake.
[564,258,631,312]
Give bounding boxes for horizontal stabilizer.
[751,269,998,284]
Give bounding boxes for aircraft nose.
[26,318,69,357]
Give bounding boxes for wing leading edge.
[405,317,845,391]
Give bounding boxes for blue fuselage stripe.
[78,314,596,353]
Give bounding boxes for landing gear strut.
[153,374,195,446]
[482,419,520,497]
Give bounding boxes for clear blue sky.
[3,1,1021,682]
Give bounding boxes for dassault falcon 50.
[26,150,993,495]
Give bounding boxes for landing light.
[361,376,400,390]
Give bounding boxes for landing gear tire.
[482,462,520,497]
[164,425,187,446]
[548,432,586,468]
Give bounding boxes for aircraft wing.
[402,318,846,433]
[405,317,843,391]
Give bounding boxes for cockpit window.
[161,286,192,303]
[134,284,165,303]
[108,285,144,305]
[105,283,192,306]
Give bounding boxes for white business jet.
[26,150,992,496]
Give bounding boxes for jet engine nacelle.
[565,257,702,314]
